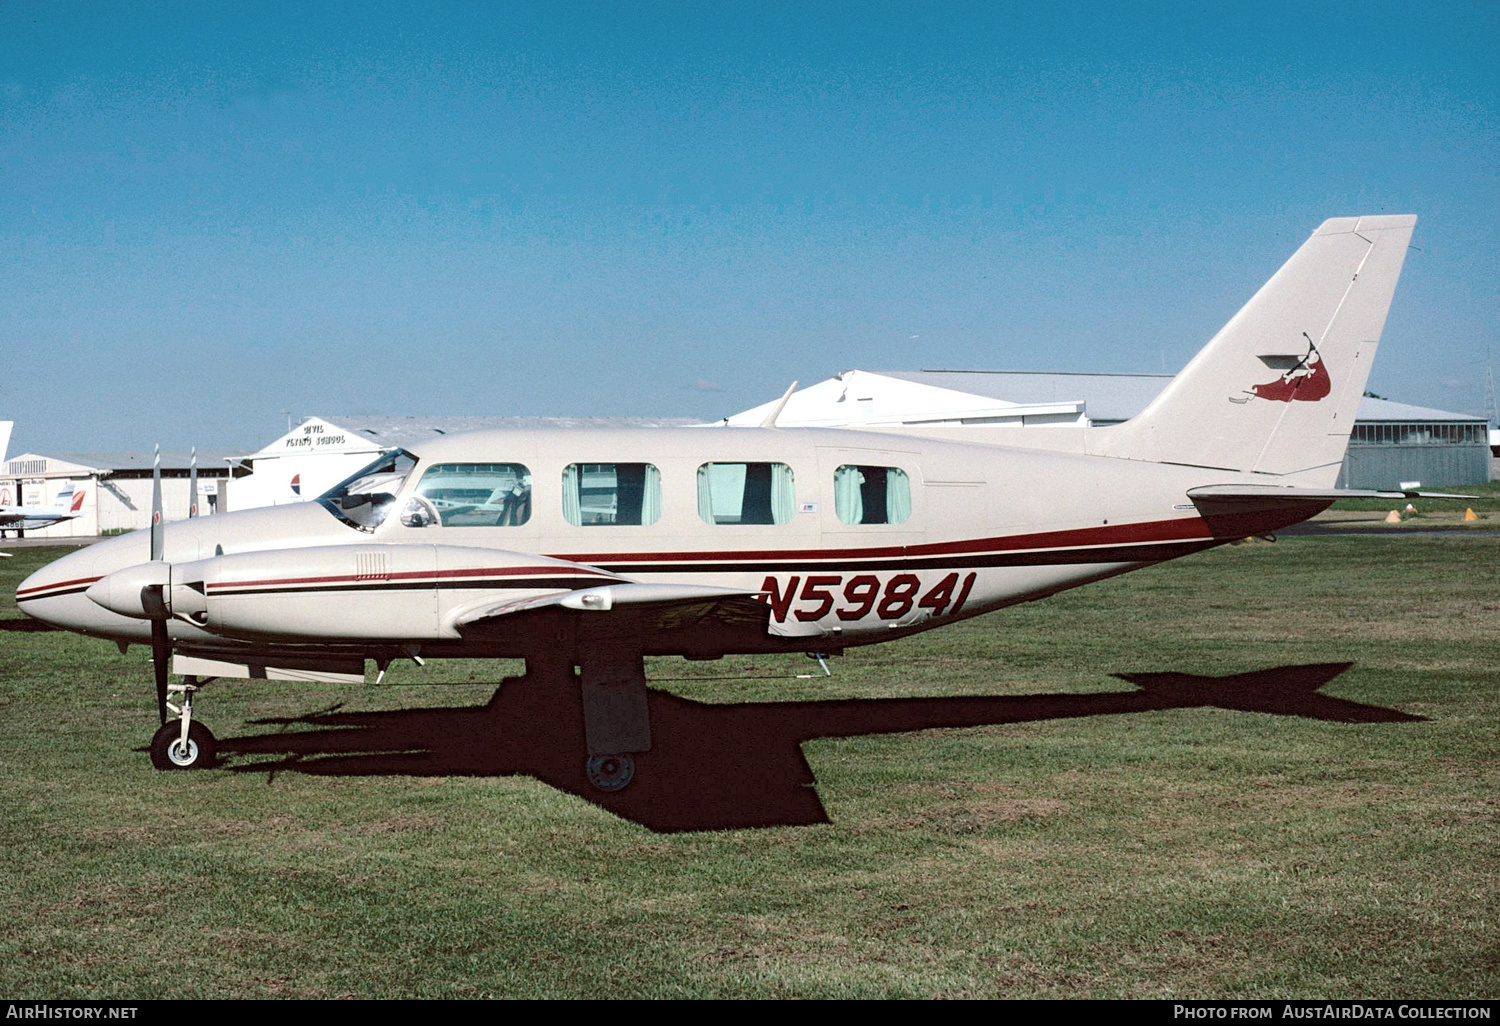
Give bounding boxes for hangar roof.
[1351,398,1487,423]
[243,414,707,460]
[5,451,237,478]
[876,370,1170,424]
[874,370,1485,425]
[322,414,707,448]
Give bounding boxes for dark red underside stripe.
[206,539,1214,597]
[552,507,1312,570]
[210,576,597,597]
[587,539,1215,575]
[219,565,613,590]
[16,585,94,601]
[549,516,1215,566]
[16,575,102,600]
[17,510,1306,602]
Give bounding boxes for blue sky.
[3,1,1497,454]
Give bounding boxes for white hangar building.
[229,415,702,510]
[0,450,237,539]
[728,370,1492,490]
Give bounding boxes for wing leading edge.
[451,581,772,638]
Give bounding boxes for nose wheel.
[150,720,216,769]
[149,679,216,770]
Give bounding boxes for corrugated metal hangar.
[228,415,702,510]
[0,451,238,539]
[881,370,1490,490]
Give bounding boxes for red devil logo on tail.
[1232,333,1331,404]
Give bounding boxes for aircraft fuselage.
[17,425,1320,667]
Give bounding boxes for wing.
[451,582,773,646]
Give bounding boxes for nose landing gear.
[149,679,216,770]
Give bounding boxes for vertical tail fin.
[0,421,12,467]
[1093,215,1416,482]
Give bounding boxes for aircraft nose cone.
[15,546,109,631]
[85,561,171,619]
[17,555,98,608]
[15,533,153,635]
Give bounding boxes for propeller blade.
[146,449,171,723]
[151,617,169,725]
[150,445,164,561]
[188,447,199,519]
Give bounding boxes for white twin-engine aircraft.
[18,215,1440,791]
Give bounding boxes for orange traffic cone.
[1385,510,1402,524]
[1464,508,1479,522]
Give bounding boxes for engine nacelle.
[85,561,171,619]
[163,544,618,642]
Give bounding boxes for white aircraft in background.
[0,422,89,550]
[17,215,1456,791]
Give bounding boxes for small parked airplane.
[0,422,89,543]
[16,215,1451,790]
[0,486,87,533]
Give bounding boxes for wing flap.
[450,582,772,635]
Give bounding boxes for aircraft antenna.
[760,381,799,429]
[1486,349,1496,430]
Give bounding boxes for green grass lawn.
[1,539,1495,998]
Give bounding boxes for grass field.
[1,538,1495,999]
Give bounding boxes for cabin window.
[318,449,419,532]
[409,463,532,527]
[697,462,795,525]
[562,463,662,526]
[834,465,911,525]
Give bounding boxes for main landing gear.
[576,652,651,794]
[149,678,216,770]
[585,753,636,793]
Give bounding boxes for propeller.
[148,445,169,724]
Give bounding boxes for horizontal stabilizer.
[1188,484,1478,502]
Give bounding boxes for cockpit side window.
[407,463,532,527]
[318,449,419,532]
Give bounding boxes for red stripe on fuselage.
[16,575,103,600]
[208,565,614,592]
[550,516,1216,567]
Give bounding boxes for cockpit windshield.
[318,449,418,532]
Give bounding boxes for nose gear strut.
[148,676,216,770]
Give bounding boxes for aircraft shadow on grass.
[217,662,1422,833]
[0,618,59,632]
